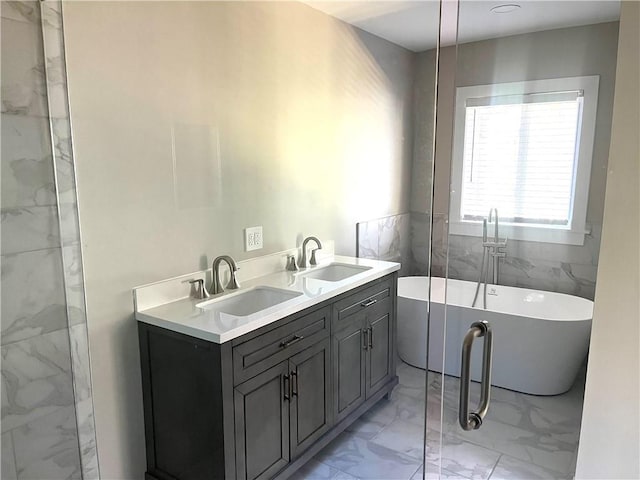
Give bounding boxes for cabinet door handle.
[280,334,304,349]
[291,371,298,397]
[283,374,290,401]
[360,298,377,308]
[362,328,369,350]
[368,327,373,349]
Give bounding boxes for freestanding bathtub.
[397,276,593,395]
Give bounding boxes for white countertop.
[135,255,400,343]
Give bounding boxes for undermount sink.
[298,262,372,282]
[196,286,302,317]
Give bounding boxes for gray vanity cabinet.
[332,277,395,422]
[332,319,367,422]
[139,272,397,480]
[234,337,332,480]
[289,338,332,457]
[234,361,291,480]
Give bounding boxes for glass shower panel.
[430,1,621,478]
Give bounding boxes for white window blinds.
[460,92,583,226]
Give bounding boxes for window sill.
[448,221,588,246]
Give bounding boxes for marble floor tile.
[12,405,81,479]
[1,248,67,345]
[314,363,582,480]
[288,459,358,480]
[489,454,573,480]
[315,431,423,480]
[370,419,425,459]
[426,432,501,480]
[447,417,577,475]
[412,464,466,480]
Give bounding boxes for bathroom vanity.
[135,255,399,480]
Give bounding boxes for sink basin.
[196,286,302,317]
[298,262,372,282]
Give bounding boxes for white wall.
[62,2,415,477]
[575,1,640,478]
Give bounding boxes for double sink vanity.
[134,243,400,480]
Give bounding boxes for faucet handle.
[286,255,299,271]
[188,279,210,299]
[310,248,321,266]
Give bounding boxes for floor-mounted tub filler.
[397,276,593,395]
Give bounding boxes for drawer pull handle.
[360,298,377,308]
[280,334,304,349]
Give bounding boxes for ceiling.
[302,1,621,52]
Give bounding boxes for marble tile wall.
[371,208,599,300]
[429,215,600,300]
[356,213,412,277]
[1,1,98,478]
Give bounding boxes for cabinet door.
[366,312,393,398]
[289,338,332,458]
[234,361,290,480]
[332,318,367,423]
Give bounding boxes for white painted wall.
[62,2,416,477]
[575,1,640,477]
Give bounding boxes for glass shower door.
[427,1,621,478]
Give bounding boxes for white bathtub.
[397,276,593,395]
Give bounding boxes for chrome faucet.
[473,208,507,309]
[211,255,240,295]
[483,208,507,284]
[300,236,322,268]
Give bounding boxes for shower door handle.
[459,320,493,431]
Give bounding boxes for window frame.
[449,75,600,246]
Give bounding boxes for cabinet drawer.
[332,277,392,329]
[233,306,330,385]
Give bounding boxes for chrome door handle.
[362,328,369,350]
[459,320,493,431]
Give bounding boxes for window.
[450,76,599,245]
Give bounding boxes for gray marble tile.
[12,405,81,479]
[425,432,501,480]
[1,330,74,432]
[447,417,577,475]
[370,418,424,459]
[315,431,423,480]
[1,114,56,208]
[489,454,573,480]
[357,221,379,259]
[412,464,465,480]
[379,215,404,260]
[61,245,87,326]
[68,324,91,402]
[1,248,67,345]
[2,431,18,480]
[75,397,98,480]
[0,16,48,117]
[1,206,61,255]
[289,459,358,480]
[50,118,77,205]
[58,203,81,247]
[0,2,40,24]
